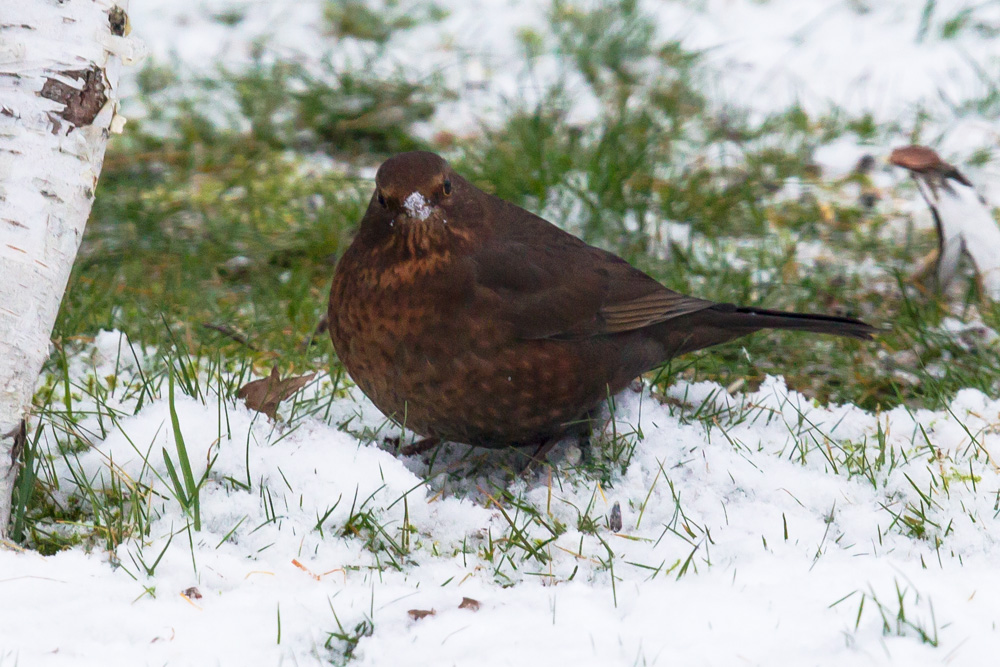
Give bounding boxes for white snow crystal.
[403,192,433,221]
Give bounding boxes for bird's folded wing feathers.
[599,291,717,333]
[472,238,716,340]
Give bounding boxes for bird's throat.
[380,217,472,264]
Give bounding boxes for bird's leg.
[520,414,597,472]
[399,437,440,456]
[517,436,560,475]
[576,423,593,463]
[530,437,560,463]
[570,410,598,463]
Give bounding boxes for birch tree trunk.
[0,1,143,537]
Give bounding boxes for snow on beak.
[403,192,433,221]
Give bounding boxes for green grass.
[12,0,1000,562]
[57,0,1000,411]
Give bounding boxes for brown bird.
[888,146,973,189]
[889,145,1000,299]
[329,151,876,455]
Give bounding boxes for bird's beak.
[402,192,435,222]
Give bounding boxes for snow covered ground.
[5,329,1000,665]
[4,1,1000,665]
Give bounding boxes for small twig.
[202,322,257,350]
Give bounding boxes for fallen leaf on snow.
[609,501,623,532]
[237,365,315,419]
[458,597,480,611]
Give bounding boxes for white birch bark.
[0,1,144,537]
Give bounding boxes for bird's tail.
[652,303,878,359]
[719,305,878,340]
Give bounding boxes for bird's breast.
[328,244,631,447]
[329,247,481,404]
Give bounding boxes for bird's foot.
[576,428,593,462]
[399,437,440,456]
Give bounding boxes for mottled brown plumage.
[329,152,876,450]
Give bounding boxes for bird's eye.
[377,192,387,208]
[442,179,452,196]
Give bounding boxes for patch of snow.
[813,138,875,180]
[403,192,433,221]
[5,334,1000,664]
[938,316,1000,350]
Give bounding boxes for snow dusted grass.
[5,0,1000,664]
[7,330,1000,664]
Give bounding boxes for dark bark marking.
[40,66,107,130]
[5,420,26,468]
[109,6,127,36]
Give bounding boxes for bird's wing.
[471,232,715,340]
[937,184,1000,300]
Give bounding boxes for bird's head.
[355,151,483,262]
[370,151,459,229]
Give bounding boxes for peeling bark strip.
[40,66,108,129]
[6,421,26,468]
[0,1,142,538]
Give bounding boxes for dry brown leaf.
[407,609,436,621]
[458,597,480,611]
[609,501,623,532]
[237,365,316,419]
[181,586,202,599]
